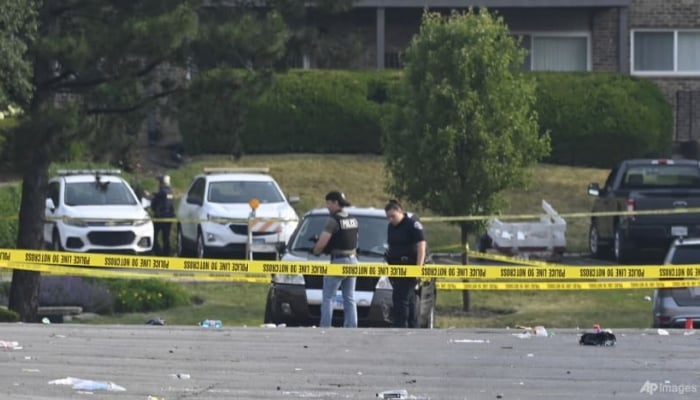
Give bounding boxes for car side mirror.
[288,195,300,204]
[45,198,56,212]
[141,197,151,209]
[587,182,600,197]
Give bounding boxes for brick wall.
[591,8,619,72]
[631,0,700,28]
[630,0,700,143]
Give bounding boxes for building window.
[632,30,700,75]
[513,33,590,72]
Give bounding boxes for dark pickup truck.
[587,159,700,263]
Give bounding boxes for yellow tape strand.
[2,248,700,280]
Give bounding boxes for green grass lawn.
[59,154,657,329]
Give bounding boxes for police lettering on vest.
[324,212,358,254]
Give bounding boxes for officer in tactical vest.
[151,174,175,256]
[312,191,359,328]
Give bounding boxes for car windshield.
[208,181,284,204]
[289,214,387,256]
[64,181,137,206]
[670,244,700,264]
[622,165,700,189]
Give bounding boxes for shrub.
[0,307,19,322]
[104,278,191,313]
[534,72,672,168]
[240,70,393,154]
[39,276,114,314]
[0,184,21,249]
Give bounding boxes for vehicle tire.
[614,225,634,264]
[416,279,437,329]
[588,222,611,259]
[52,230,63,251]
[176,225,190,257]
[196,229,209,259]
[264,290,276,324]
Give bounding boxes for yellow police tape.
[436,280,700,290]
[2,248,700,282]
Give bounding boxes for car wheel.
[52,230,63,251]
[176,225,189,257]
[196,229,208,259]
[614,225,634,264]
[416,279,437,329]
[588,222,610,259]
[264,290,276,324]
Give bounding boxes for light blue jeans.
[320,255,358,328]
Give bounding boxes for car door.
[179,177,206,241]
[43,180,61,244]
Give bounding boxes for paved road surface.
[1,324,698,399]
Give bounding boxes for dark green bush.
[0,185,21,249]
[0,307,20,322]
[104,278,191,314]
[240,70,394,154]
[534,72,672,168]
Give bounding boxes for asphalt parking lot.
[1,324,698,400]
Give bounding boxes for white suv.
[44,169,154,254]
[176,168,299,259]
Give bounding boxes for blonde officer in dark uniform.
[385,199,426,328]
[312,191,359,328]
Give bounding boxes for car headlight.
[375,276,393,290]
[64,218,87,227]
[272,274,305,285]
[133,219,151,226]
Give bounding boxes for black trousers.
[391,277,418,328]
[153,222,172,256]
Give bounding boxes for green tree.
[0,0,37,109]
[3,0,349,321]
[384,9,550,310]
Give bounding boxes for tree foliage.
[385,9,550,231]
[2,0,351,321]
[0,0,38,109]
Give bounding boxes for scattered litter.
[377,389,408,399]
[41,317,51,325]
[683,331,695,336]
[169,373,190,379]
[357,371,363,376]
[657,329,670,336]
[48,377,126,392]
[0,340,22,350]
[199,320,222,329]
[579,324,616,346]
[22,368,40,373]
[643,296,652,301]
[147,396,164,400]
[526,353,534,358]
[261,323,277,328]
[515,325,551,337]
[450,339,490,344]
[146,318,165,326]
[277,323,286,328]
[294,368,303,372]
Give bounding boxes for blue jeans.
[320,255,358,328]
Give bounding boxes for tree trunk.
[460,223,470,312]
[8,160,50,322]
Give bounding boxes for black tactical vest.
[325,213,358,254]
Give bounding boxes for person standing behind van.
[385,199,426,328]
